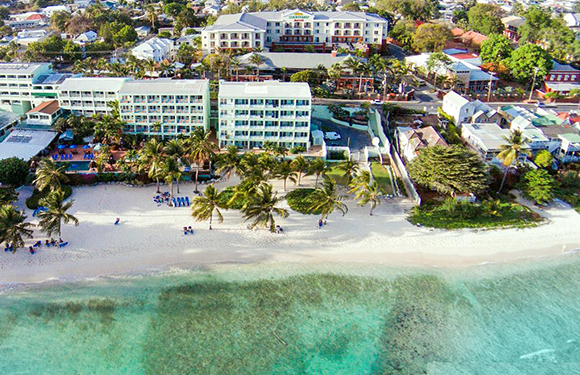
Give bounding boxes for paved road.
[313,118,372,151]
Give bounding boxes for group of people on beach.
[4,238,68,255]
[154,192,171,205]
[183,226,194,235]
[318,219,327,229]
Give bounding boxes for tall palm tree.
[191,184,223,229]
[336,159,359,185]
[37,190,79,239]
[342,56,361,97]
[162,156,182,203]
[274,161,298,191]
[242,183,288,233]
[497,130,530,193]
[140,138,165,193]
[146,4,158,29]
[216,145,240,180]
[249,53,264,81]
[358,61,372,94]
[305,157,327,187]
[34,158,68,192]
[0,205,33,253]
[290,156,309,186]
[164,139,186,193]
[309,175,348,222]
[351,179,383,215]
[187,128,216,193]
[231,58,241,81]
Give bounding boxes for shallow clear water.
[1,257,580,374]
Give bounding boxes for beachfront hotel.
[57,77,128,116]
[201,10,388,54]
[119,79,210,137]
[0,62,72,114]
[218,80,311,150]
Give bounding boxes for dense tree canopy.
[408,145,490,196]
[467,4,504,36]
[479,34,512,65]
[522,169,555,204]
[375,0,439,21]
[517,6,552,43]
[388,20,416,50]
[412,23,452,52]
[0,157,29,187]
[505,44,553,82]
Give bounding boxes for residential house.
[543,61,580,94]
[131,38,173,62]
[14,29,50,46]
[502,16,524,42]
[74,30,98,45]
[557,133,580,162]
[442,91,500,125]
[396,126,448,161]
[460,30,488,47]
[461,123,524,163]
[564,13,580,28]
[135,25,151,38]
[26,100,61,126]
[41,5,71,18]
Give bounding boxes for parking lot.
[312,118,373,152]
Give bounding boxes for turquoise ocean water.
[1,255,580,374]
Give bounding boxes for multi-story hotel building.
[0,62,67,114]
[202,9,388,54]
[118,79,210,138]
[218,80,311,150]
[57,77,128,116]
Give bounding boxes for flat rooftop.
[119,79,209,95]
[0,62,49,75]
[0,129,57,161]
[219,81,311,99]
[58,77,128,92]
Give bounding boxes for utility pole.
[486,72,496,102]
[528,67,540,101]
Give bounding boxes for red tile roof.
[27,100,60,115]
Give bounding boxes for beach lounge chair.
[59,242,69,248]
[172,197,177,207]
[185,196,190,206]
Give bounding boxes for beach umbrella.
[57,145,66,149]
[70,145,77,149]
[82,145,91,149]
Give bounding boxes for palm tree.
[164,139,187,193]
[162,156,181,203]
[140,138,165,193]
[497,130,530,193]
[342,56,361,97]
[290,156,309,186]
[242,183,289,233]
[351,179,383,215]
[146,5,158,29]
[191,184,223,229]
[309,175,348,222]
[306,157,327,187]
[0,205,33,253]
[34,158,68,192]
[187,128,216,193]
[274,161,298,191]
[336,159,359,185]
[358,61,372,94]
[37,189,79,239]
[216,145,240,180]
[249,53,264,81]
[231,58,241,81]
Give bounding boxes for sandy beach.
[2,175,579,284]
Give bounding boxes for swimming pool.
[57,161,92,172]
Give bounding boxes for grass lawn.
[325,165,349,186]
[408,200,544,229]
[286,188,322,215]
[371,163,394,195]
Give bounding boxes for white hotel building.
[218,81,311,150]
[201,9,388,54]
[58,78,210,138]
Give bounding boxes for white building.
[131,38,173,62]
[57,77,128,116]
[15,29,50,46]
[461,123,522,163]
[564,13,580,28]
[119,79,210,138]
[218,80,311,149]
[442,91,500,125]
[202,9,388,54]
[557,133,580,163]
[0,62,56,114]
[41,5,71,18]
[26,100,61,126]
[74,30,98,45]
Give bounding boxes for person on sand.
[50,238,56,247]
[183,227,188,235]
[115,218,120,225]
[318,219,323,229]
[29,246,35,254]
[188,226,193,234]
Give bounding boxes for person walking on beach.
[114,218,120,225]
[318,219,323,229]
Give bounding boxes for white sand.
[2,176,579,283]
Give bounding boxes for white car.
[324,131,341,140]
[371,99,383,105]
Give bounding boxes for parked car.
[324,131,341,140]
[371,99,383,105]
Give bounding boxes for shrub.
[286,188,322,215]
[26,185,73,209]
[0,187,17,205]
[0,157,29,187]
[327,150,348,160]
[216,186,247,210]
[290,146,306,154]
[522,169,555,205]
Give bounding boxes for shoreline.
[2,178,580,285]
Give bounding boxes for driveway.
[313,117,372,152]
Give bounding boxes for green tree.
[50,11,70,32]
[242,183,289,233]
[37,189,79,238]
[309,175,348,222]
[534,150,553,169]
[0,157,29,187]
[336,159,359,185]
[290,156,309,186]
[215,145,240,180]
[349,172,383,215]
[191,184,223,230]
[0,205,33,253]
[114,25,137,44]
[408,145,490,196]
[290,70,318,86]
[413,23,452,52]
[480,33,512,65]
[467,4,504,36]
[187,128,216,193]
[388,20,416,50]
[376,0,439,21]
[0,188,17,206]
[496,130,530,192]
[274,161,298,191]
[522,169,555,204]
[33,158,68,192]
[177,43,196,65]
[517,6,552,43]
[506,44,553,83]
[305,158,328,187]
[140,138,165,193]
[162,156,182,204]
